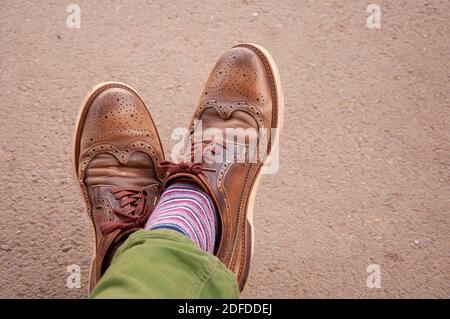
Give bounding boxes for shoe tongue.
[85,152,156,189]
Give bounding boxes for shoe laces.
[159,139,219,176]
[100,187,155,235]
[159,161,216,175]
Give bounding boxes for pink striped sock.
[144,180,217,253]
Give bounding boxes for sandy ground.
[0,0,449,298]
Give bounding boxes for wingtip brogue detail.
[73,82,165,292]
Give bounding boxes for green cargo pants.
[90,229,240,298]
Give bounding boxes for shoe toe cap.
[80,86,155,149]
[202,46,273,109]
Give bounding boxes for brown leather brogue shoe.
[160,44,284,290]
[72,82,165,292]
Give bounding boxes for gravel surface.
[0,0,449,298]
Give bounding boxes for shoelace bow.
[159,160,216,175]
[100,187,155,235]
[159,139,219,176]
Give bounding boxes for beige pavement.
[0,0,449,298]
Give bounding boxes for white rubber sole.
[236,43,285,267]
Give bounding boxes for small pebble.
[79,255,92,265]
[61,246,72,253]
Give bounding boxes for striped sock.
[144,180,217,253]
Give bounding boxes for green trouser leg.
[90,229,239,298]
